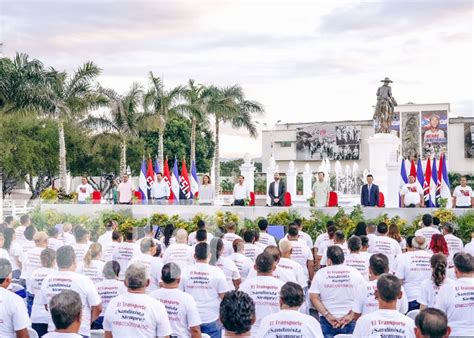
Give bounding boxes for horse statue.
[374,77,397,134]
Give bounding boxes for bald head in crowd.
[415,308,451,338]
[176,229,188,244]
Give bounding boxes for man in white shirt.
[352,274,416,338]
[258,282,324,337]
[312,171,331,207]
[319,230,349,267]
[350,253,408,318]
[242,230,264,261]
[129,238,163,290]
[43,290,83,338]
[415,308,452,338]
[152,172,170,203]
[414,214,441,248]
[47,227,63,251]
[368,222,402,271]
[21,231,48,291]
[256,219,277,247]
[245,246,298,284]
[0,258,31,338]
[293,218,313,249]
[435,252,474,337]
[136,224,162,249]
[313,220,336,262]
[112,228,138,280]
[150,262,202,337]
[442,222,464,262]
[219,290,256,337]
[309,245,364,337]
[232,175,249,206]
[22,224,37,254]
[97,220,115,248]
[222,222,242,256]
[401,174,424,207]
[104,263,172,338]
[465,230,474,255]
[75,176,94,204]
[188,220,214,246]
[39,246,102,337]
[344,236,370,280]
[239,252,285,335]
[180,242,229,338]
[230,239,253,282]
[287,225,314,282]
[395,235,432,312]
[117,174,134,204]
[278,240,307,288]
[71,226,91,264]
[162,229,194,270]
[452,176,473,208]
[15,214,30,244]
[102,230,122,262]
[314,225,336,269]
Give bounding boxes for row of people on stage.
[0,212,473,337]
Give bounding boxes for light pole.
[256,119,282,158]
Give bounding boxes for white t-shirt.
[76,183,94,202]
[95,278,126,316]
[394,250,432,301]
[353,279,408,315]
[316,239,334,258]
[239,275,284,333]
[453,185,473,206]
[112,242,138,280]
[257,232,277,247]
[117,181,133,203]
[71,242,91,263]
[0,287,31,338]
[150,288,202,338]
[229,252,253,282]
[180,262,229,323]
[289,240,313,280]
[418,277,455,308]
[414,227,441,248]
[103,292,172,338]
[465,239,474,255]
[14,225,26,243]
[401,182,423,206]
[129,254,163,291]
[222,233,242,256]
[278,257,307,287]
[216,256,241,290]
[0,248,10,263]
[344,252,371,280]
[314,232,330,250]
[188,231,214,246]
[47,237,63,251]
[435,277,474,337]
[257,309,324,338]
[162,243,194,271]
[76,260,106,284]
[102,241,119,262]
[8,241,22,271]
[320,243,349,267]
[43,333,82,338]
[233,183,249,200]
[243,243,264,261]
[285,231,313,249]
[38,270,101,337]
[21,240,35,254]
[20,246,44,280]
[444,234,464,262]
[246,264,298,285]
[309,264,364,317]
[368,235,402,271]
[28,267,56,324]
[59,232,75,246]
[97,230,113,248]
[353,309,416,338]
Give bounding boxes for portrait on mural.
[422,110,448,159]
[465,123,474,158]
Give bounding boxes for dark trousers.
[91,316,104,330]
[408,300,420,312]
[233,199,245,206]
[32,323,48,337]
[27,292,34,316]
[319,316,356,338]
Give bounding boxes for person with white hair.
[20,231,48,287]
[395,235,432,312]
[58,222,75,245]
[38,245,102,337]
[104,263,172,338]
[162,228,194,270]
[278,240,306,288]
[0,258,31,338]
[42,290,83,338]
[130,238,163,290]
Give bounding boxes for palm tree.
[181,79,207,165]
[206,85,264,194]
[143,72,184,169]
[44,62,105,191]
[82,83,144,176]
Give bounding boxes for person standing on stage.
[233,175,249,206]
[312,172,331,207]
[268,172,286,207]
[360,174,379,207]
[152,172,170,203]
[452,176,473,208]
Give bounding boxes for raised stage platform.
[39,203,473,223]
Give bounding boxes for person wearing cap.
[268,172,286,207]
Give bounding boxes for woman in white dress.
[199,174,215,205]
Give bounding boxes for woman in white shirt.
[418,253,454,309]
[76,243,105,284]
[3,228,22,278]
[211,238,241,290]
[199,175,215,205]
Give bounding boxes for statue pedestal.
[367,133,400,208]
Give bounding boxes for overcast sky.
[1,0,472,158]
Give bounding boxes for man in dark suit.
[361,174,380,207]
[268,172,286,206]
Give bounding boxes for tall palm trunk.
[158,128,164,171]
[58,120,68,191]
[190,117,196,166]
[214,117,220,195]
[0,167,3,220]
[120,140,127,176]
